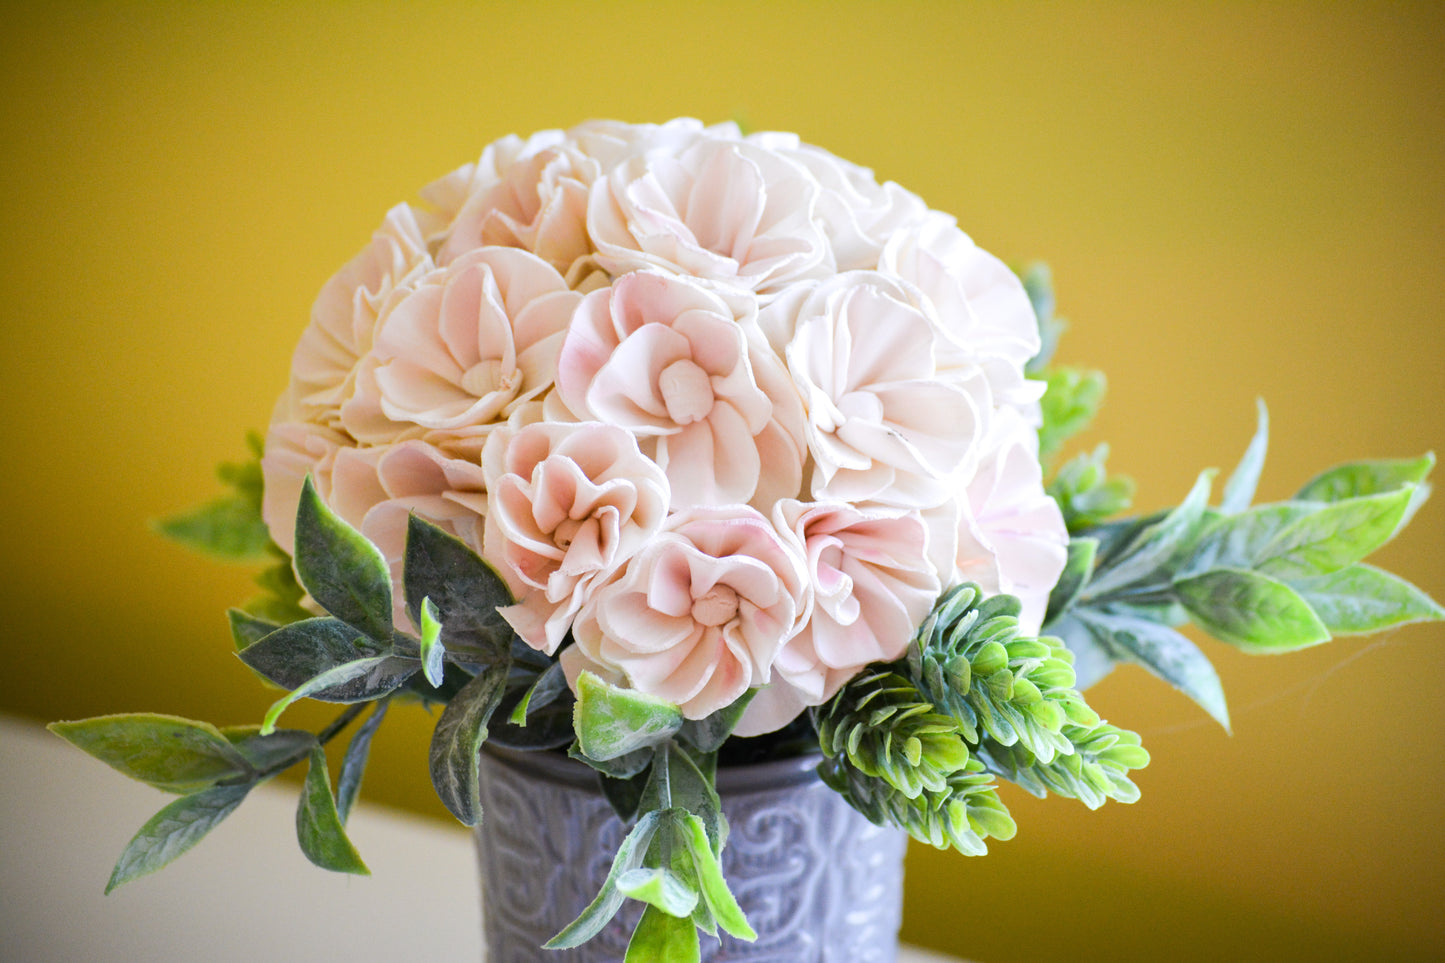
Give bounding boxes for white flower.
[340,247,581,460]
[569,505,808,720]
[555,270,805,508]
[482,421,669,655]
[587,137,831,296]
[768,272,989,508]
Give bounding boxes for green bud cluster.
[976,721,1149,810]
[818,753,1016,857]
[814,670,971,798]
[907,584,1096,764]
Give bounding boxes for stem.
[250,702,371,782]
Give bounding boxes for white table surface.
[0,714,959,962]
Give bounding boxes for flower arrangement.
[52,118,1441,959]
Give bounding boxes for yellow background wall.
[2,3,1441,960]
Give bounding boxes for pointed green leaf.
[260,655,416,733]
[49,714,252,794]
[509,661,569,727]
[105,783,251,892]
[1220,399,1268,515]
[294,476,393,642]
[1084,470,1214,598]
[296,745,369,875]
[1254,487,1415,580]
[1290,563,1445,634]
[575,672,684,762]
[404,514,514,664]
[1174,567,1331,652]
[673,812,755,941]
[676,691,757,754]
[429,664,508,826]
[237,617,379,690]
[617,867,700,918]
[1295,452,1435,503]
[1075,610,1229,730]
[1043,538,1098,628]
[418,597,445,688]
[219,726,316,774]
[546,811,665,949]
[625,903,702,963]
[1038,367,1106,462]
[152,494,272,562]
[227,608,281,652]
[336,700,389,824]
[1180,502,1317,578]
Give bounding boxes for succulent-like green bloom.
[976,721,1149,809]
[908,584,1095,764]
[814,670,971,798]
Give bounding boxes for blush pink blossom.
[569,505,808,719]
[482,421,669,655]
[555,270,805,508]
[737,500,941,736]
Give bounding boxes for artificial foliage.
[48,119,1442,960]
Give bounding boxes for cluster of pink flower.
[262,119,1068,736]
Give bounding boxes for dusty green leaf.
[1295,452,1435,503]
[293,476,393,642]
[428,664,508,826]
[404,514,515,665]
[237,617,378,690]
[336,700,389,824]
[49,714,252,794]
[673,812,754,941]
[575,672,684,762]
[296,745,369,875]
[1290,564,1445,634]
[1174,567,1331,652]
[260,655,416,733]
[152,495,272,562]
[1219,399,1268,514]
[1042,537,1097,628]
[1075,609,1229,730]
[105,783,251,892]
[546,811,664,949]
[219,726,316,774]
[418,597,445,689]
[1254,487,1415,580]
[625,903,702,963]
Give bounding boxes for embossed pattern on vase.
[475,748,906,962]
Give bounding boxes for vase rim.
[480,742,824,793]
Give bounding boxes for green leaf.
[404,514,515,664]
[418,597,445,688]
[598,768,652,822]
[1042,538,1097,628]
[293,476,393,642]
[1037,367,1106,462]
[1290,563,1445,634]
[673,811,755,941]
[227,608,280,652]
[1048,445,1135,532]
[617,867,700,917]
[336,700,389,824]
[1075,609,1229,730]
[676,690,757,754]
[1084,470,1214,598]
[152,495,272,562]
[546,811,665,949]
[105,783,251,892]
[1254,487,1415,580]
[428,664,508,826]
[639,743,724,852]
[237,617,379,690]
[1174,567,1331,652]
[245,551,313,626]
[1220,399,1268,514]
[625,904,702,963]
[575,672,684,762]
[1180,503,1317,578]
[219,726,316,774]
[49,714,252,794]
[296,745,369,875]
[1295,452,1435,503]
[260,655,416,733]
[509,661,569,726]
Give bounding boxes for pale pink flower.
[260,405,349,557]
[587,137,830,296]
[881,213,1044,415]
[769,272,988,508]
[925,409,1068,634]
[746,131,930,272]
[287,205,433,433]
[570,505,808,720]
[482,422,669,655]
[436,134,598,279]
[555,271,805,508]
[736,500,940,736]
[566,118,743,173]
[341,247,581,460]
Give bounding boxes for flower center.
[658,359,715,425]
[461,359,516,398]
[553,516,584,550]
[690,584,740,627]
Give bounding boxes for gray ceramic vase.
[474,744,908,962]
